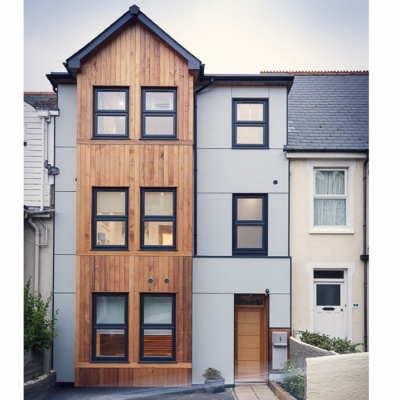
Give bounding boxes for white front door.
[313,281,346,338]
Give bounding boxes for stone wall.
[289,336,336,372]
[306,352,369,400]
[24,370,56,400]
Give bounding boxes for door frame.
[307,262,355,340]
[234,294,269,383]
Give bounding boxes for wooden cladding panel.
[77,23,194,141]
[76,144,192,253]
[76,367,191,387]
[75,255,192,364]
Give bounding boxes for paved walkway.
[233,385,278,400]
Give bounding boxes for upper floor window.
[140,293,175,362]
[94,88,129,138]
[233,194,268,255]
[92,188,128,250]
[92,293,128,362]
[232,99,268,148]
[141,188,176,250]
[314,169,347,227]
[141,88,177,139]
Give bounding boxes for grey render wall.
[53,84,77,382]
[193,85,290,384]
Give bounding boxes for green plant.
[280,359,304,400]
[299,330,362,354]
[202,367,223,380]
[24,277,59,352]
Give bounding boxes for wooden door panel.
[238,348,260,361]
[238,335,260,349]
[237,311,260,323]
[238,361,261,374]
[238,323,260,336]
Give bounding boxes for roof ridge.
[260,71,369,76]
[24,91,57,95]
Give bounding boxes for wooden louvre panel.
[143,332,173,357]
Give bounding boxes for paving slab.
[234,385,278,400]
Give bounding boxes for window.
[94,88,129,138]
[233,194,268,254]
[141,88,177,139]
[140,294,175,362]
[232,99,268,148]
[92,293,128,362]
[92,188,128,250]
[141,189,176,250]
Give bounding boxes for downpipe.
[27,217,40,294]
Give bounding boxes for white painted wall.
[53,84,77,382]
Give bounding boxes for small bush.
[202,367,223,380]
[24,277,59,352]
[300,330,362,354]
[280,359,304,400]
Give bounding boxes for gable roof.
[278,72,369,152]
[24,92,57,110]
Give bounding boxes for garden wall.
[306,352,368,400]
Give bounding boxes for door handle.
[322,307,334,311]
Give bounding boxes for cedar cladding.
[75,21,193,386]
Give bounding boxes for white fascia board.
[285,152,367,159]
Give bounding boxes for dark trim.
[141,88,177,139]
[93,87,129,139]
[284,147,369,153]
[92,187,129,250]
[140,188,177,250]
[46,72,75,92]
[232,194,268,255]
[140,293,176,362]
[92,293,128,362]
[362,155,369,351]
[194,255,291,259]
[232,99,269,149]
[198,73,294,88]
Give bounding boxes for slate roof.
[24,92,57,111]
[282,72,369,151]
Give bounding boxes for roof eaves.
[284,146,369,153]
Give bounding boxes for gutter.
[360,154,369,351]
[193,79,214,256]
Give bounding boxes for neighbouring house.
[24,92,59,374]
[279,72,369,348]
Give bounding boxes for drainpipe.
[37,111,50,212]
[28,217,41,294]
[360,154,369,351]
[193,78,214,255]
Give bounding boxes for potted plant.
[202,367,225,394]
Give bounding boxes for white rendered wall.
[53,84,77,382]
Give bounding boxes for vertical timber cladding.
[75,22,193,387]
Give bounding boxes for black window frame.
[232,99,269,148]
[92,187,129,251]
[93,87,129,139]
[140,188,176,251]
[140,293,176,362]
[92,293,128,363]
[232,194,268,255]
[141,88,177,139]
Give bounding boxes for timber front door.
[234,295,268,382]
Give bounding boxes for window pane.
[144,221,173,246]
[145,116,174,136]
[96,296,125,323]
[144,192,173,216]
[95,329,125,357]
[237,198,263,220]
[97,91,126,110]
[316,284,340,306]
[97,115,126,135]
[143,296,172,324]
[314,270,344,279]
[237,126,264,145]
[143,329,172,357]
[97,191,126,215]
[315,171,345,195]
[96,221,125,245]
[314,199,346,226]
[236,103,263,121]
[237,226,263,248]
[145,92,174,111]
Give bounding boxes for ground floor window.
[140,293,175,361]
[92,293,128,362]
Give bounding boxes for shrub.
[280,359,304,400]
[300,330,362,354]
[24,277,59,352]
[202,367,223,380]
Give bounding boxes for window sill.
[138,361,177,364]
[90,360,129,364]
[309,227,354,235]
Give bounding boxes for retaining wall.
[24,370,56,400]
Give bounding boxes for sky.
[24,0,369,91]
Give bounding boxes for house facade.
[24,92,59,373]
[282,72,369,349]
